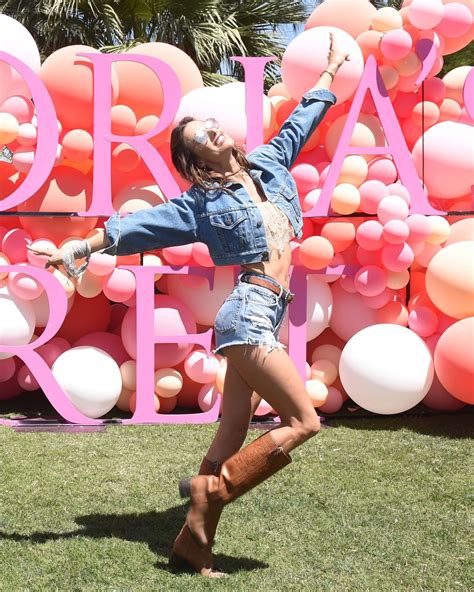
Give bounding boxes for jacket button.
[262,250,268,260]
[225,216,232,225]
[256,220,262,227]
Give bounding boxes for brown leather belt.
[240,273,294,303]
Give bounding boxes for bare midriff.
[228,171,294,290]
[240,245,292,290]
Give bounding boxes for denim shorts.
[212,272,292,358]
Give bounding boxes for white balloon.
[0,283,36,360]
[51,346,122,418]
[339,324,434,414]
[279,275,333,344]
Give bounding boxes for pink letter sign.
[305,55,445,217]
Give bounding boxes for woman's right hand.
[26,244,65,271]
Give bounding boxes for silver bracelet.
[62,239,92,278]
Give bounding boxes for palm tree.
[0,0,308,86]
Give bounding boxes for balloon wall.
[0,0,473,421]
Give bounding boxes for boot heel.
[179,478,192,498]
[168,551,194,573]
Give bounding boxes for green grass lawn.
[0,414,472,592]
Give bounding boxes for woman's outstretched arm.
[249,33,350,170]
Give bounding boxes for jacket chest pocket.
[278,184,302,225]
[207,209,250,254]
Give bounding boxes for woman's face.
[182,119,234,165]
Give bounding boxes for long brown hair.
[170,116,251,193]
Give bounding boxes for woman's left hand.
[327,32,351,70]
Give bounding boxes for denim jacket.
[101,87,337,265]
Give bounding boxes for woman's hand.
[327,32,351,71]
[26,244,65,271]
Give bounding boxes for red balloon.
[17,166,97,243]
[57,293,111,343]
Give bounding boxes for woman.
[28,34,349,578]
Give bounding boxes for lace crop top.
[256,200,295,254]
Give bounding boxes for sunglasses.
[193,118,220,145]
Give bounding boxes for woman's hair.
[170,116,251,193]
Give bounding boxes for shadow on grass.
[0,502,268,576]
[328,412,474,440]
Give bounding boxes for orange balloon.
[129,391,160,413]
[111,105,137,136]
[299,236,334,269]
[425,242,474,319]
[17,166,97,242]
[135,115,171,148]
[321,220,356,252]
[62,129,94,162]
[40,45,119,131]
[434,317,474,404]
[115,42,203,120]
[376,300,409,325]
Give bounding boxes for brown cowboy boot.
[169,524,227,578]
[169,456,225,577]
[179,431,291,549]
[198,456,222,476]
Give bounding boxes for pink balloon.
[37,341,67,366]
[2,228,31,263]
[291,163,320,195]
[197,383,221,413]
[73,331,130,366]
[330,281,378,341]
[161,244,193,266]
[184,349,220,384]
[354,265,387,297]
[408,306,439,337]
[367,158,398,184]
[387,183,411,205]
[381,242,415,271]
[8,268,44,300]
[380,29,413,60]
[422,375,466,410]
[422,77,446,103]
[87,251,117,276]
[356,247,383,266]
[26,238,57,268]
[436,2,473,38]
[406,214,431,243]
[356,220,385,250]
[102,269,136,303]
[305,0,377,39]
[318,386,344,414]
[377,195,409,224]
[412,121,474,199]
[0,95,34,124]
[121,294,196,368]
[383,219,410,244]
[408,0,444,30]
[361,287,394,310]
[17,363,39,391]
[359,180,390,215]
[282,26,364,103]
[434,317,474,403]
[192,242,214,267]
[0,357,16,382]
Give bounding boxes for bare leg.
[204,361,262,464]
[222,344,320,453]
